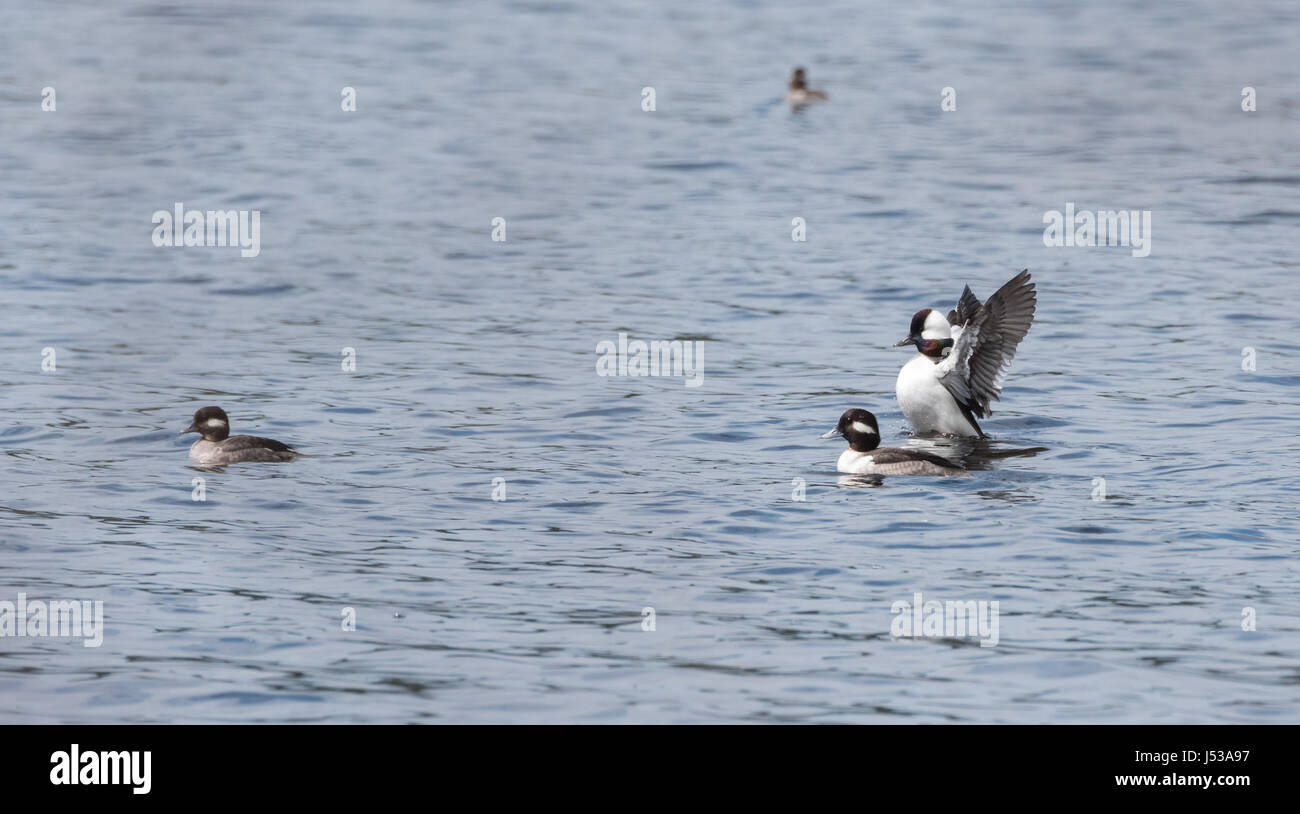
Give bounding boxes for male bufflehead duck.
[821,409,968,476]
[894,270,1036,437]
[183,406,296,465]
[785,67,828,105]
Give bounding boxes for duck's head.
[184,405,230,441]
[893,308,954,358]
[821,408,881,452]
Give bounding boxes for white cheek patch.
[204,418,227,429]
[851,421,877,435]
[922,310,952,339]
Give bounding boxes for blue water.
[1,0,1298,722]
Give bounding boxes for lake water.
[2,0,1298,723]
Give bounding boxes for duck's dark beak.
[820,427,843,439]
[893,336,915,348]
[182,422,198,435]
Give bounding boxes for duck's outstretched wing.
[936,269,1036,420]
[946,285,982,327]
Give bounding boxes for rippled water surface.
[2,0,1299,723]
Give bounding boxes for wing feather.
[871,447,964,469]
[221,435,297,460]
[946,285,982,327]
[936,270,1036,419]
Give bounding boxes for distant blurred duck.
[785,67,828,105]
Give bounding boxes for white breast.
[895,354,979,435]
[189,439,220,465]
[836,449,876,474]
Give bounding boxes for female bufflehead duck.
[894,270,1036,437]
[785,67,828,104]
[183,406,296,465]
[821,409,968,476]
